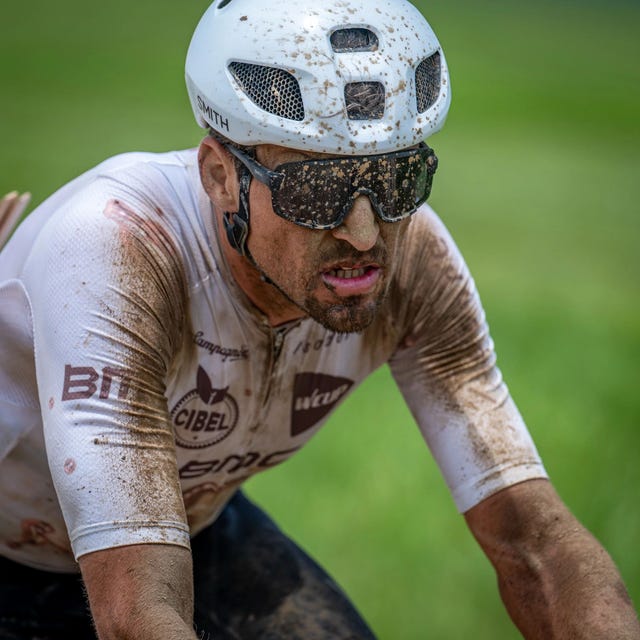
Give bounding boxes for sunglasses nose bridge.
[348,186,386,221]
[338,188,382,226]
[331,193,381,251]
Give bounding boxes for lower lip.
[321,267,381,297]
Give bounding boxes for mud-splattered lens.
[226,143,437,230]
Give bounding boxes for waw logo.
[171,366,238,449]
[291,373,353,436]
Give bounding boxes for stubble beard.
[304,248,392,333]
[261,266,388,333]
[303,289,387,333]
[251,240,392,333]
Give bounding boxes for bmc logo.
[179,447,300,479]
[170,366,239,449]
[61,365,131,401]
[291,373,353,436]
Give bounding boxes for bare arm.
[465,478,640,639]
[80,543,198,640]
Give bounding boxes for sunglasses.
[224,142,438,230]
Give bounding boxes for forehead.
[257,142,421,168]
[257,144,338,167]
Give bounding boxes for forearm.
[81,544,198,640]
[466,479,640,640]
[89,601,197,640]
[496,525,640,639]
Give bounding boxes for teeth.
[330,267,367,279]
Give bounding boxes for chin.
[307,297,382,334]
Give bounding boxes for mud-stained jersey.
[0,149,546,572]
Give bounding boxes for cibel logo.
[171,366,238,449]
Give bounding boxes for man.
[0,0,638,638]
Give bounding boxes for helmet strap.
[223,166,252,257]
[223,165,275,286]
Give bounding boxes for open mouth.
[325,266,369,279]
[321,264,381,295]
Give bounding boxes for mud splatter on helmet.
[185,0,451,154]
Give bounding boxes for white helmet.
[185,0,451,155]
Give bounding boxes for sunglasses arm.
[224,144,284,189]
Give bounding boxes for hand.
[0,191,31,248]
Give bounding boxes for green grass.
[1,0,639,637]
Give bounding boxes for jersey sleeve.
[22,184,191,559]
[388,207,547,513]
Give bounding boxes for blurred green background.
[1,0,638,637]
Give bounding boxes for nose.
[330,195,380,251]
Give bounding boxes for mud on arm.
[24,195,194,636]
[80,543,197,640]
[388,208,546,512]
[465,479,640,639]
[389,209,638,637]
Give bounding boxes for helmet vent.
[345,82,385,120]
[415,52,441,113]
[228,62,305,121]
[330,28,379,53]
[216,0,233,8]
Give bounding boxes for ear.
[198,136,239,212]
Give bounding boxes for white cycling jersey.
[0,149,546,572]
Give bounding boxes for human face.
[245,145,412,333]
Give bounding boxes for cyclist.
[0,0,637,638]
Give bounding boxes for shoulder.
[21,149,200,268]
[24,148,199,237]
[91,149,200,199]
[399,203,464,267]
[388,203,473,312]
[17,153,201,319]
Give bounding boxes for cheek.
[249,186,314,269]
[259,228,317,275]
[248,184,282,250]
[380,219,407,250]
